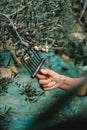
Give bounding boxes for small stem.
[0,12,23,42]
[80,0,87,20]
[79,0,87,30]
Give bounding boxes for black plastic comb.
[21,41,45,78]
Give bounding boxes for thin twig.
[0,12,23,42]
[79,0,87,29]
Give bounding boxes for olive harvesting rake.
[21,41,45,78]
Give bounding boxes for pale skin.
[36,69,87,96]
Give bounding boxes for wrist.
[59,75,72,90]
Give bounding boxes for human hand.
[36,69,64,91]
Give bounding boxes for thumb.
[40,69,54,76]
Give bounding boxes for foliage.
[0,77,13,95]
[15,82,45,103]
[67,38,87,65]
[0,106,12,117]
[0,0,87,65]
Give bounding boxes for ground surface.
[0,52,87,130]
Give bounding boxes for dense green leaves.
[0,0,87,65]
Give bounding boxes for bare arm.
[36,69,87,96]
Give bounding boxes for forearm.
[76,78,87,96]
[36,69,87,96]
[60,75,87,96]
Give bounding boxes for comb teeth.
[21,49,45,78]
